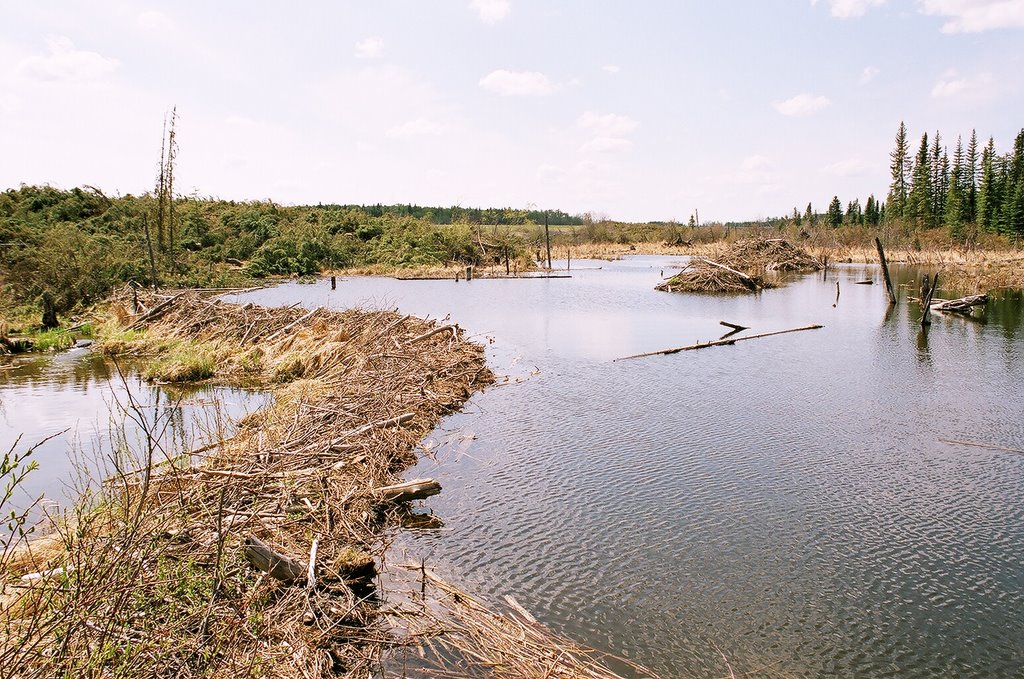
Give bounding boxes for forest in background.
[2,123,1022,328]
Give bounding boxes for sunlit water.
[233,257,1024,678]
[0,348,269,520]
[4,258,1021,676]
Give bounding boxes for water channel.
[4,256,1023,676]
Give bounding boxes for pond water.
[232,258,1024,678]
[0,348,269,522]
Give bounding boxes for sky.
[1,1,1022,223]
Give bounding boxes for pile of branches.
[656,259,769,294]
[719,238,822,273]
[2,288,496,677]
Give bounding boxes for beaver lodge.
[1,288,655,677]
[657,238,822,294]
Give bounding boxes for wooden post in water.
[921,272,939,327]
[545,212,552,270]
[874,237,896,305]
[465,266,473,282]
[567,247,571,271]
[330,275,336,290]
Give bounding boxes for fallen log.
[931,294,988,314]
[263,306,322,343]
[243,535,305,582]
[126,292,186,329]
[719,321,749,332]
[614,324,824,361]
[875,238,896,305]
[373,478,442,503]
[702,259,759,291]
[408,324,458,345]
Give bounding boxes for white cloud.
[821,158,873,176]
[579,137,634,154]
[479,69,556,96]
[355,36,384,59]
[815,0,888,17]
[602,65,622,74]
[18,36,119,83]
[577,111,639,137]
[860,66,880,83]
[537,163,567,183]
[137,10,175,32]
[931,70,995,97]
[918,0,1024,32]
[741,155,775,171]
[773,93,831,116]
[469,0,511,24]
[386,117,443,138]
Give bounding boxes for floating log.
[875,238,896,305]
[931,294,988,314]
[719,321,749,332]
[614,324,824,361]
[373,478,442,503]
[614,323,823,360]
[855,280,874,285]
[243,535,305,582]
[940,438,1024,455]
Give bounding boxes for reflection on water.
[245,261,1022,676]
[0,348,269,516]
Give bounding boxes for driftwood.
[408,324,458,345]
[931,294,988,314]
[875,238,896,305]
[126,291,186,330]
[614,324,824,361]
[263,306,322,343]
[940,438,1024,455]
[243,535,305,582]
[703,259,759,290]
[373,478,441,503]
[921,273,940,327]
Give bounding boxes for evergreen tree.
[845,198,863,225]
[887,122,910,220]
[907,133,932,225]
[865,195,879,225]
[1007,129,1024,236]
[977,137,997,231]
[945,135,966,235]
[827,196,843,226]
[966,130,979,222]
[792,207,802,225]
[805,202,814,225]
[929,131,946,226]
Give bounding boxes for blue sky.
[1,1,1022,221]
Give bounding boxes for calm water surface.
[0,348,268,517]
[236,257,1024,678]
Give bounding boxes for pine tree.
[977,137,997,231]
[887,122,910,220]
[929,131,946,226]
[966,130,979,222]
[827,196,843,227]
[865,195,879,225]
[945,135,966,236]
[907,133,932,225]
[805,202,814,225]
[1008,129,1024,236]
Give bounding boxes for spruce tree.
[966,130,979,222]
[945,135,966,235]
[827,196,843,226]
[887,122,910,221]
[929,131,946,226]
[908,133,932,225]
[977,137,997,231]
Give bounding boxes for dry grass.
[1,287,493,677]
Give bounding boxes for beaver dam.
[0,289,654,677]
[657,238,822,293]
